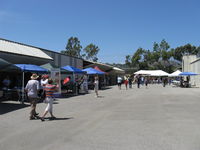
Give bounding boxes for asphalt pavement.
[1,84,200,150]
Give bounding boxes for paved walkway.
[1,84,200,150]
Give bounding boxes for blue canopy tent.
[82,67,105,75]
[179,72,198,88]
[15,64,49,73]
[61,65,85,95]
[179,72,198,76]
[83,68,105,90]
[61,65,85,74]
[15,64,49,103]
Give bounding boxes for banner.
[50,68,61,95]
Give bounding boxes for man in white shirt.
[117,76,122,90]
[25,73,40,120]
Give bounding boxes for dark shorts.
[28,97,39,104]
[118,83,122,86]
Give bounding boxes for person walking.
[41,75,49,87]
[144,77,149,88]
[40,78,58,121]
[117,76,122,90]
[83,75,88,93]
[128,77,133,89]
[124,77,128,90]
[94,76,99,97]
[25,73,40,120]
[40,75,49,100]
[137,75,141,88]
[163,77,168,87]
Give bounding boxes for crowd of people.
[1,72,185,122]
[117,75,172,90]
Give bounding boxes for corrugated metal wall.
[42,50,83,69]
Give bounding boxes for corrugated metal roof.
[0,39,53,60]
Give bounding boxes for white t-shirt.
[94,80,99,90]
[117,77,122,83]
[41,79,48,87]
[25,80,39,98]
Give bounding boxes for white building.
[182,55,200,87]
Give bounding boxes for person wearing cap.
[41,75,49,87]
[25,73,40,120]
[40,75,49,100]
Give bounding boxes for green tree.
[83,43,100,62]
[125,55,131,67]
[125,40,176,72]
[172,44,199,62]
[152,42,161,62]
[160,39,171,61]
[131,48,145,69]
[61,37,82,58]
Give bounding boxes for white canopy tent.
[168,70,182,77]
[150,70,169,76]
[134,70,151,75]
[134,70,169,76]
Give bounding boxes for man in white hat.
[25,73,40,120]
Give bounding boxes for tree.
[125,55,131,67]
[160,39,170,61]
[131,48,145,69]
[61,37,82,58]
[83,43,100,62]
[124,40,177,72]
[152,42,160,62]
[172,44,199,62]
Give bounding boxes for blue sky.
[1,0,200,63]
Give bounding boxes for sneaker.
[40,117,45,122]
[29,116,36,120]
[34,113,39,116]
[33,113,39,118]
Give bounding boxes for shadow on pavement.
[46,117,74,121]
[60,93,88,99]
[100,86,113,91]
[97,96,104,98]
[0,102,29,115]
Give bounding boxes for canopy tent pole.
[104,74,106,87]
[21,71,25,104]
[73,72,78,95]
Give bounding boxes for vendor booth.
[179,72,198,87]
[15,64,49,103]
[61,65,85,95]
[0,58,21,102]
[82,67,105,89]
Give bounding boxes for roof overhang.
[83,60,113,72]
[0,51,52,65]
[83,60,125,74]
[0,38,53,61]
